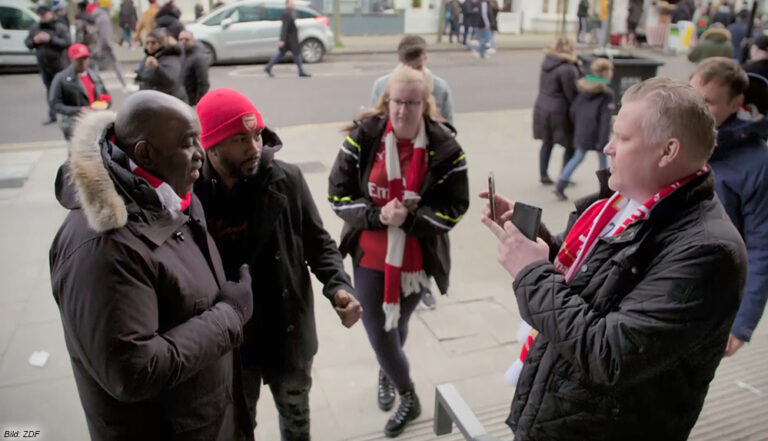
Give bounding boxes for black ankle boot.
[378,369,395,411]
[384,388,421,437]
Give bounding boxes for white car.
[186,1,334,65]
[0,0,38,67]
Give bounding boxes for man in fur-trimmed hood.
[49,90,254,441]
[689,23,734,63]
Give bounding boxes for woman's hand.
[380,199,408,227]
[145,56,158,69]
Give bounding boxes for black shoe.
[299,72,312,77]
[378,369,395,411]
[420,291,436,310]
[385,389,421,437]
[540,176,553,185]
[553,187,568,201]
[42,117,57,125]
[264,67,274,78]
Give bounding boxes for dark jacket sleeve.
[731,174,768,341]
[280,12,289,42]
[328,126,386,231]
[25,24,39,49]
[597,91,615,148]
[512,241,745,389]
[153,55,182,90]
[400,144,469,237]
[49,73,81,116]
[294,168,355,303]
[50,22,72,50]
[192,56,210,104]
[560,65,579,105]
[54,237,244,403]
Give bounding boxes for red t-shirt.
[358,139,424,272]
[79,71,95,104]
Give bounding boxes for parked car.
[186,0,333,65]
[0,0,38,67]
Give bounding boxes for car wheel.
[202,42,217,66]
[301,38,325,64]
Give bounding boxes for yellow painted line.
[0,140,67,152]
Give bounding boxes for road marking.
[0,140,66,152]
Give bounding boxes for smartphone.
[510,202,542,241]
[488,172,496,222]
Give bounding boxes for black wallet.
[510,202,542,241]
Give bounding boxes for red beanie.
[196,88,264,150]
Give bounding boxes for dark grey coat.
[532,51,579,148]
[279,8,300,54]
[569,78,615,151]
[181,42,210,106]
[507,171,747,441]
[137,44,189,103]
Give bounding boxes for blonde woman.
[328,66,469,437]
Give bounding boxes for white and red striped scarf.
[382,119,429,331]
[129,159,191,216]
[505,166,709,386]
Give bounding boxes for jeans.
[557,148,608,189]
[578,17,587,42]
[478,28,493,57]
[266,47,305,75]
[241,362,312,441]
[539,141,574,179]
[101,44,127,87]
[40,66,59,121]
[462,23,475,45]
[120,27,132,48]
[354,265,424,393]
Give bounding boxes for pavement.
[0,105,766,440]
[113,32,564,63]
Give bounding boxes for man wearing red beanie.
[194,88,362,440]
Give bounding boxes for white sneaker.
[123,84,139,94]
[487,48,496,55]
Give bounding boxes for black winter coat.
[463,0,481,27]
[49,111,253,441]
[119,0,138,30]
[569,78,615,151]
[195,129,354,382]
[24,20,70,72]
[328,116,469,295]
[279,8,300,54]
[49,66,109,139]
[155,4,184,38]
[506,171,747,441]
[137,44,189,103]
[532,51,579,148]
[181,42,210,105]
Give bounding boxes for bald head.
[114,90,204,194]
[179,30,194,49]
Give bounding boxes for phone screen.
[488,172,496,222]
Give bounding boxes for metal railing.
[433,384,502,441]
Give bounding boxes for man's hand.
[216,264,254,326]
[481,211,549,278]
[380,199,408,227]
[145,56,158,69]
[34,32,51,44]
[479,191,515,227]
[278,40,284,48]
[724,334,745,357]
[334,290,362,328]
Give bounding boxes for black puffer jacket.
[532,50,580,148]
[569,77,615,151]
[154,4,184,39]
[181,42,210,106]
[49,111,253,441]
[195,128,354,382]
[328,115,469,295]
[24,20,70,71]
[506,171,747,441]
[137,44,189,103]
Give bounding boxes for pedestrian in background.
[52,0,69,27]
[712,0,735,26]
[533,37,579,185]
[49,44,111,142]
[195,0,205,19]
[92,0,128,89]
[195,88,362,441]
[25,5,70,126]
[745,35,768,79]
[554,58,614,200]
[727,9,750,60]
[688,23,734,63]
[136,28,188,102]
[329,66,469,438]
[179,30,210,105]
[626,0,643,46]
[155,0,184,40]
[690,58,768,358]
[473,0,494,58]
[265,0,310,78]
[75,1,101,61]
[577,0,589,43]
[119,0,138,49]
[135,0,159,46]
[462,0,480,47]
[447,0,461,44]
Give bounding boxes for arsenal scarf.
[382,119,429,331]
[506,166,709,386]
[129,160,191,215]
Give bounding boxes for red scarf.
[130,162,191,213]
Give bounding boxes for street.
[1,49,766,441]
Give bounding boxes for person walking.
[92,0,128,88]
[265,0,310,78]
[688,23,734,63]
[554,58,614,200]
[194,88,362,441]
[25,5,71,125]
[462,0,480,47]
[136,28,188,102]
[533,37,579,185]
[577,0,589,43]
[179,30,210,105]
[135,0,159,46]
[75,1,101,61]
[447,0,461,44]
[329,66,469,438]
[155,0,184,40]
[474,0,494,58]
[119,0,138,48]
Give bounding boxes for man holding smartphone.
[481,78,747,440]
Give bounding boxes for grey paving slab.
[0,320,72,388]
[0,302,25,361]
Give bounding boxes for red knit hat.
[197,88,264,150]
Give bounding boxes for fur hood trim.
[544,48,578,65]
[69,110,128,232]
[701,27,732,41]
[577,77,610,94]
